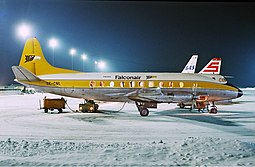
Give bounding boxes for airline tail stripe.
[202,62,220,72]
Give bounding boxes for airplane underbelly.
[59,88,131,102]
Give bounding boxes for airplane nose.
[237,88,243,98]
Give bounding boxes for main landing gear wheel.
[179,103,185,109]
[135,102,150,116]
[208,102,218,114]
[209,108,218,114]
[140,108,149,117]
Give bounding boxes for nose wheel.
[209,106,218,114]
[208,102,218,114]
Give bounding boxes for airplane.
[12,38,243,116]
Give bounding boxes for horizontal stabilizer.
[224,75,234,79]
[12,66,41,82]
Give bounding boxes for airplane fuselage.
[17,72,241,103]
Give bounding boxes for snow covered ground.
[0,89,255,166]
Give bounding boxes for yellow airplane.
[12,38,243,116]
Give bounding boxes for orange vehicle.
[43,97,66,113]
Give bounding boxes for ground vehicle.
[79,100,99,112]
[43,97,66,113]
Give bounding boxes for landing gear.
[208,102,218,114]
[135,102,157,116]
[179,103,185,109]
[140,108,149,117]
[209,107,218,114]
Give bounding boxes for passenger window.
[179,82,184,88]
[110,81,114,87]
[100,81,104,87]
[169,82,173,88]
[139,81,144,87]
[159,82,164,88]
[120,81,125,87]
[148,81,154,87]
[90,80,96,87]
[130,81,135,88]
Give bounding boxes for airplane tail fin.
[198,58,221,74]
[18,38,77,76]
[181,55,198,73]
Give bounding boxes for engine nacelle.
[172,94,193,103]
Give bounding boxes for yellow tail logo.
[24,55,35,63]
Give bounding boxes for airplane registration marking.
[46,81,61,86]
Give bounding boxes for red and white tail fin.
[198,58,221,74]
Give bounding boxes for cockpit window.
[219,78,227,82]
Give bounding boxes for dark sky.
[0,1,255,87]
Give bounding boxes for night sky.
[0,1,255,87]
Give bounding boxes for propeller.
[224,75,234,79]
[190,83,198,110]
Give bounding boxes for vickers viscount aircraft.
[12,38,243,116]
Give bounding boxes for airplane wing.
[12,66,42,82]
[126,88,174,103]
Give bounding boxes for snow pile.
[0,137,254,166]
[241,88,255,96]
[176,137,255,166]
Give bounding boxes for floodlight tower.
[81,53,87,72]
[69,48,76,70]
[16,23,32,40]
[48,38,58,66]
